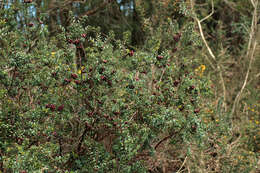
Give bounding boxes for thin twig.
[200,0,214,23]
[176,156,187,173]
[154,126,184,150]
[202,54,216,70]
[159,68,166,83]
[248,72,260,85]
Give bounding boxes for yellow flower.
[81,66,85,70]
[51,52,56,57]
[255,120,259,124]
[201,65,206,71]
[195,65,206,77]
[78,69,82,74]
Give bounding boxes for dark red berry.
[57,105,64,112]
[81,33,86,38]
[113,111,120,115]
[28,23,34,27]
[173,33,181,42]
[190,85,195,90]
[45,104,56,111]
[68,39,73,44]
[87,112,93,117]
[71,73,78,79]
[111,70,116,75]
[100,76,106,81]
[50,104,56,111]
[191,125,197,133]
[53,131,57,136]
[172,48,177,53]
[74,39,80,45]
[64,78,72,83]
[51,72,57,77]
[128,85,135,89]
[17,137,24,144]
[211,152,217,157]
[156,55,164,60]
[194,108,200,114]
[104,114,109,119]
[173,80,180,87]
[97,100,103,105]
[85,122,91,129]
[129,50,134,56]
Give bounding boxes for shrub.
[0,1,258,172]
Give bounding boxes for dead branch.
[231,0,258,116]
[189,0,227,111]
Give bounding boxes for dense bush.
[0,1,259,172]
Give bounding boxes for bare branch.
[200,0,214,23]
[231,41,257,116]
[231,0,258,116]
[190,0,227,110]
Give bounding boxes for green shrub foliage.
[0,1,258,173]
